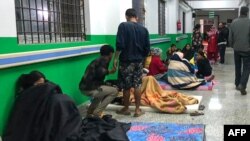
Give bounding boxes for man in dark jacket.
[229,6,250,95]
[218,22,229,64]
[79,45,118,117]
[114,8,150,117]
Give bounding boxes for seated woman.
[196,51,215,82]
[4,71,130,141]
[182,43,194,61]
[146,48,167,79]
[167,52,205,89]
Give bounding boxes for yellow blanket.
[130,76,198,114]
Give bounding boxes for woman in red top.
[207,26,219,63]
[147,48,167,79]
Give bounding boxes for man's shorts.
[118,62,143,90]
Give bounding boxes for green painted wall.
[0,33,191,136]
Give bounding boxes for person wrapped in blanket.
[144,47,167,79]
[4,71,130,141]
[129,76,199,114]
[167,52,205,89]
[196,51,215,82]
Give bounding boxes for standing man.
[229,6,250,95]
[218,22,229,64]
[79,45,118,117]
[113,8,150,117]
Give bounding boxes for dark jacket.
[4,82,82,141]
[196,58,212,77]
[116,22,150,63]
[182,48,195,61]
[218,27,229,45]
[4,82,131,141]
[79,57,109,91]
[229,16,250,53]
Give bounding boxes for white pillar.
[167,0,179,34]
[185,11,193,33]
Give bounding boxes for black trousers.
[219,44,226,64]
[234,51,250,89]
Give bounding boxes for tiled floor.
[80,48,250,141]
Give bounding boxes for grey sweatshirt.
[229,16,250,53]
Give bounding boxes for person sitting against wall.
[167,52,205,89]
[79,44,118,117]
[145,48,167,79]
[4,70,130,141]
[196,51,215,82]
[4,71,82,141]
[165,44,177,65]
[182,43,195,61]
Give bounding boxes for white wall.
[144,0,158,34]
[195,10,238,26]
[167,0,179,34]
[178,1,193,34]
[86,0,132,35]
[187,0,239,9]
[178,6,184,34]
[0,0,17,37]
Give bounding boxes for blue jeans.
[234,51,250,89]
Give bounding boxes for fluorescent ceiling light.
[201,8,236,11]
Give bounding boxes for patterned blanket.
[128,122,205,141]
[167,60,204,89]
[130,76,198,114]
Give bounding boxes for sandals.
[198,105,205,110]
[134,109,145,117]
[190,111,204,116]
[116,109,131,115]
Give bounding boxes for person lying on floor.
[167,52,205,89]
[79,44,118,117]
[129,76,199,114]
[144,47,167,79]
[196,50,215,82]
[4,71,130,141]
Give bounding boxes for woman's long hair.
[15,71,46,97]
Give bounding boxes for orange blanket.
[130,76,198,114]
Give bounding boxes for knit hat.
[150,48,162,56]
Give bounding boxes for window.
[15,0,85,44]
[132,0,145,26]
[158,0,165,35]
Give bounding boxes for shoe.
[235,86,240,91]
[241,89,247,95]
[116,109,131,115]
[236,85,247,95]
[190,111,204,116]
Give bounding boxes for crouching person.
[79,45,118,117]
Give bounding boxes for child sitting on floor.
[196,50,215,82]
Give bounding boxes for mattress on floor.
[158,80,213,91]
[105,95,202,114]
